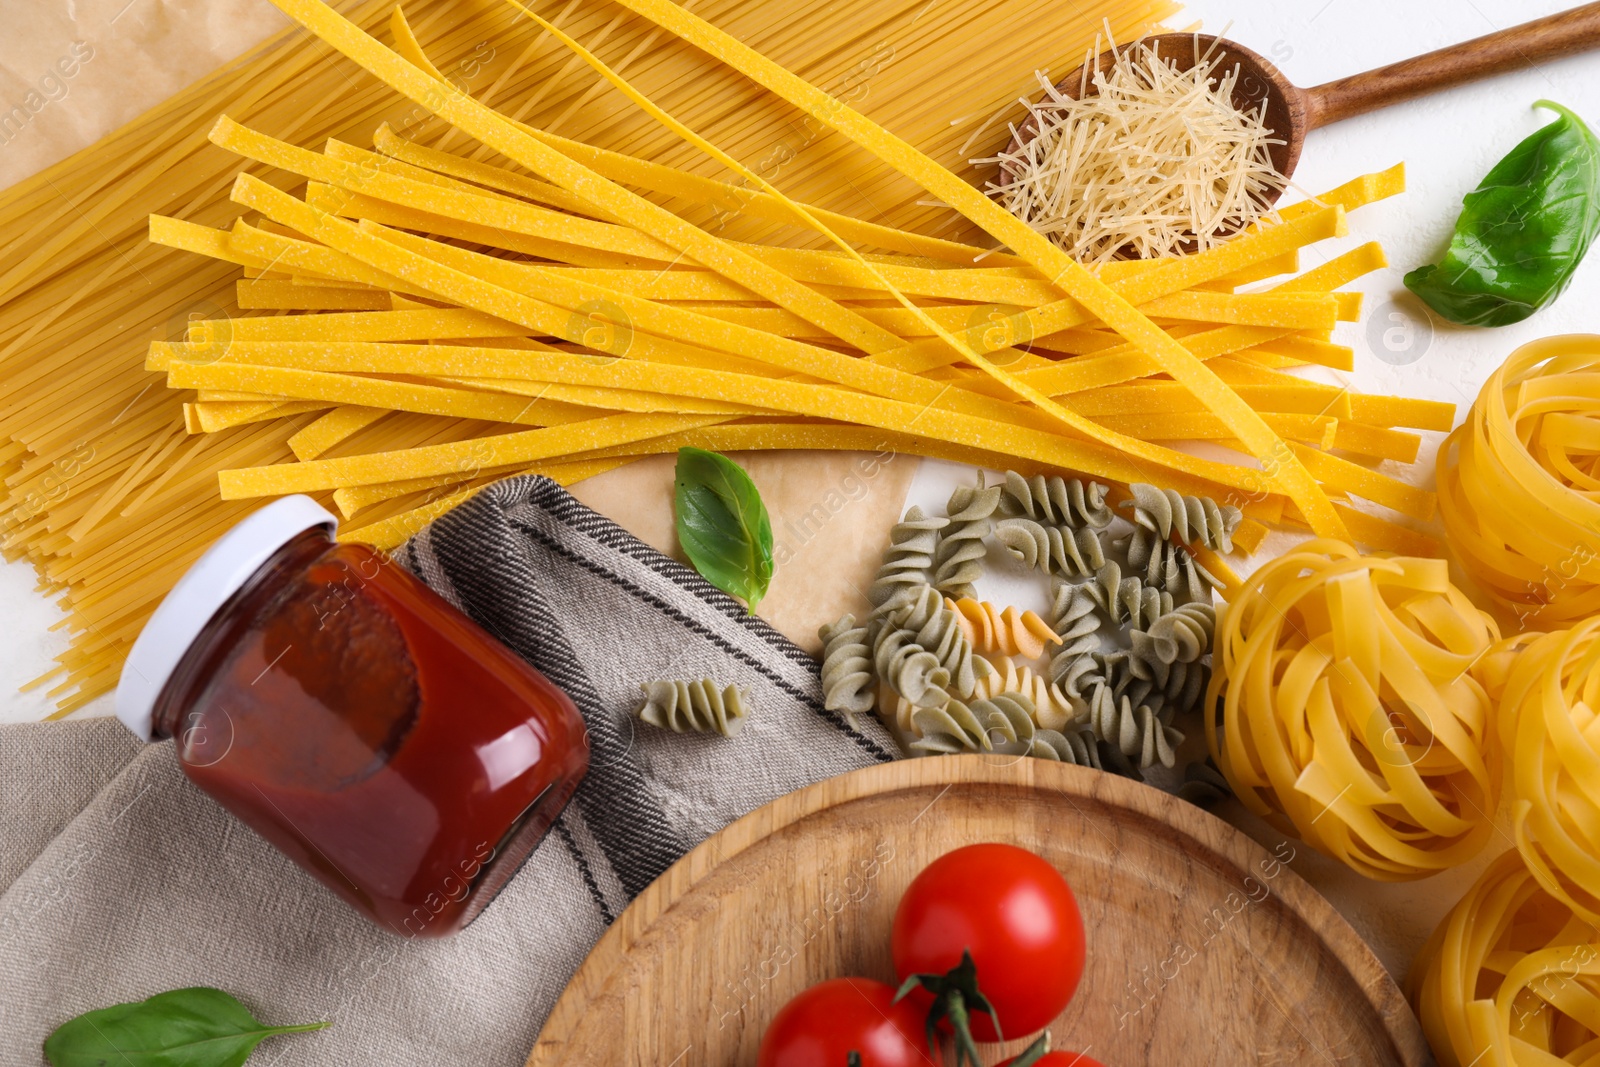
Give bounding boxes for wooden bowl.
[527,758,1431,1066]
[1000,34,1299,197]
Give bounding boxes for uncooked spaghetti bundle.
[1206,539,1500,880]
[1408,849,1600,1067]
[1497,620,1600,925]
[1438,334,1600,625]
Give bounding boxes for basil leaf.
[674,447,774,613]
[1405,100,1600,327]
[44,987,328,1067]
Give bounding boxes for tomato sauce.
[154,529,588,937]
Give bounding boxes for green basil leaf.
[674,447,774,613]
[44,987,328,1067]
[1406,100,1600,327]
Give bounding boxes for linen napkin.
[0,475,897,1066]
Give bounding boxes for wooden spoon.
[1007,2,1600,203]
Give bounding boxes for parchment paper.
[0,0,287,190]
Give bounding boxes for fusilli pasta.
[1121,528,1221,602]
[1129,602,1216,667]
[999,471,1114,529]
[872,625,951,709]
[635,679,750,737]
[995,518,1105,578]
[1083,561,1174,629]
[817,614,874,728]
[1087,686,1182,770]
[1047,580,1104,686]
[946,597,1061,660]
[932,480,1001,598]
[869,506,946,613]
[1120,483,1242,550]
[885,584,988,697]
[970,654,1076,731]
[904,695,991,754]
[980,693,1101,766]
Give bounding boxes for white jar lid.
[115,495,338,741]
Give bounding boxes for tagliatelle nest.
[979,35,1289,264]
[1206,540,1501,881]
[1408,849,1600,1067]
[1438,335,1600,626]
[1496,620,1600,926]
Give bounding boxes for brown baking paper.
[569,449,919,655]
[0,0,287,190]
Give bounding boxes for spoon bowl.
[1004,3,1600,220]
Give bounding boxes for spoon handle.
[1302,2,1600,130]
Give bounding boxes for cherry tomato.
[757,977,935,1067]
[998,1052,1106,1067]
[892,843,1085,1043]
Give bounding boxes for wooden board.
[528,757,1433,1066]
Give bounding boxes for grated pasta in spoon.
[977,36,1290,265]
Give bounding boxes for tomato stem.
[894,949,999,1067]
[847,1053,862,1067]
[1007,1032,1052,1067]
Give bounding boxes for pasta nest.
[1496,619,1600,925]
[1206,539,1501,881]
[1438,335,1600,626]
[1408,849,1600,1067]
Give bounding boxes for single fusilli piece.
[872,624,951,709]
[1121,528,1222,602]
[905,692,1087,764]
[946,597,1061,660]
[1047,580,1104,685]
[1119,483,1242,551]
[885,584,988,698]
[1028,726,1104,767]
[904,696,992,754]
[1095,649,1210,717]
[869,506,946,613]
[932,481,1001,599]
[1085,686,1182,770]
[979,693,1101,766]
[1083,561,1174,629]
[971,654,1076,731]
[1129,602,1216,668]
[818,614,875,728]
[635,680,750,737]
[999,471,1114,529]
[994,518,1106,578]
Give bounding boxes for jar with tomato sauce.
[116,496,589,937]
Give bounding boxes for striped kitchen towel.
[0,475,897,1067]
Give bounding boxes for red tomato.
[892,843,1085,1042]
[998,1052,1106,1067]
[757,977,935,1067]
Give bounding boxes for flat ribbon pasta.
[1438,334,1600,625]
[1206,539,1501,880]
[1408,849,1600,1067]
[1497,620,1600,925]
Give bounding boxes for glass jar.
[116,496,588,937]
